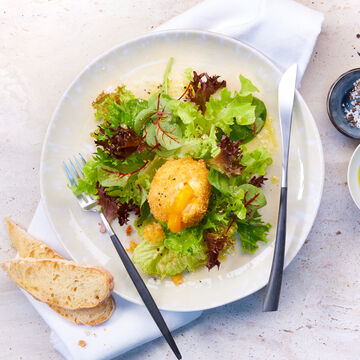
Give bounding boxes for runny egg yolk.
[167,183,194,233]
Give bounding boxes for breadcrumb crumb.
[78,340,86,348]
[142,223,166,243]
[171,274,183,286]
[126,225,133,236]
[126,241,137,252]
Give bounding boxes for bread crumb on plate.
[78,340,86,348]
[126,225,133,236]
[171,274,183,286]
[126,241,137,252]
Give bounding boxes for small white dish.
[347,145,360,209]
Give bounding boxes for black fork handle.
[109,232,182,359]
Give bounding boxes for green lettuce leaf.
[167,99,210,137]
[132,240,207,278]
[92,87,148,132]
[163,226,204,256]
[147,92,172,110]
[238,74,259,96]
[240,146,272,180]
[73,158,99,196]
[96,151,165,206]
[205,88,256,133]
[144,118,183,150]
[233,103,256,126]
[236,212,271,253]
[207,168,267,218]
[207,167,231,195]
[134,108,156,134]
[229,97,267,144]
[207,168,247,220]
[162,57,174,95]
[201,203,230,231]
[74,147,131,196]
[135,202,151,228]
[184,67,194,81]
[239,184,267,211]
[175,127,220,159]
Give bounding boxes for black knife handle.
[262,186,287,312]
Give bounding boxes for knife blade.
[262,64,297,312]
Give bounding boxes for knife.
[262,64,297,312]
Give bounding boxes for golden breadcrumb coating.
[147,158,211,229]
[142,222,166,243]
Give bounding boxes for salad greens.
[75,57,273,279]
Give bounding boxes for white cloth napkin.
[157,0,324,87]
[24,1,323,359]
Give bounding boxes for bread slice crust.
[49,296,115,325]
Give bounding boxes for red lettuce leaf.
[96,184,119,223]
[205,232,230,270]
[95,125,146,160]
[96,183,140,226]
[248,175,268,188]
[188,71,226,113]
[117,200,140,226]
[210,134,246,177]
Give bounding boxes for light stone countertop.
[1,0,360,359]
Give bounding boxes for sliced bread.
[49,296,115,325]
[5,217,63,259]
[2,258,114,309]
[5,219,114,325]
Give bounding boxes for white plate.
[40,30,324,312]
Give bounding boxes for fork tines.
[63,153,87,187]
[63,153,96,208]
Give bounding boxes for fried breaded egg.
[147,158,211,232]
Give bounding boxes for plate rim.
[347,143,360,209]
[40,29,325,311]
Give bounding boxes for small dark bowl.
[327,68,360,139]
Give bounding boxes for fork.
[63,153,182,360]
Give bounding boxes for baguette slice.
[49,297,115,325]
[5,218,115,325]
[5,217,63,259]
[2,258,114,310]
